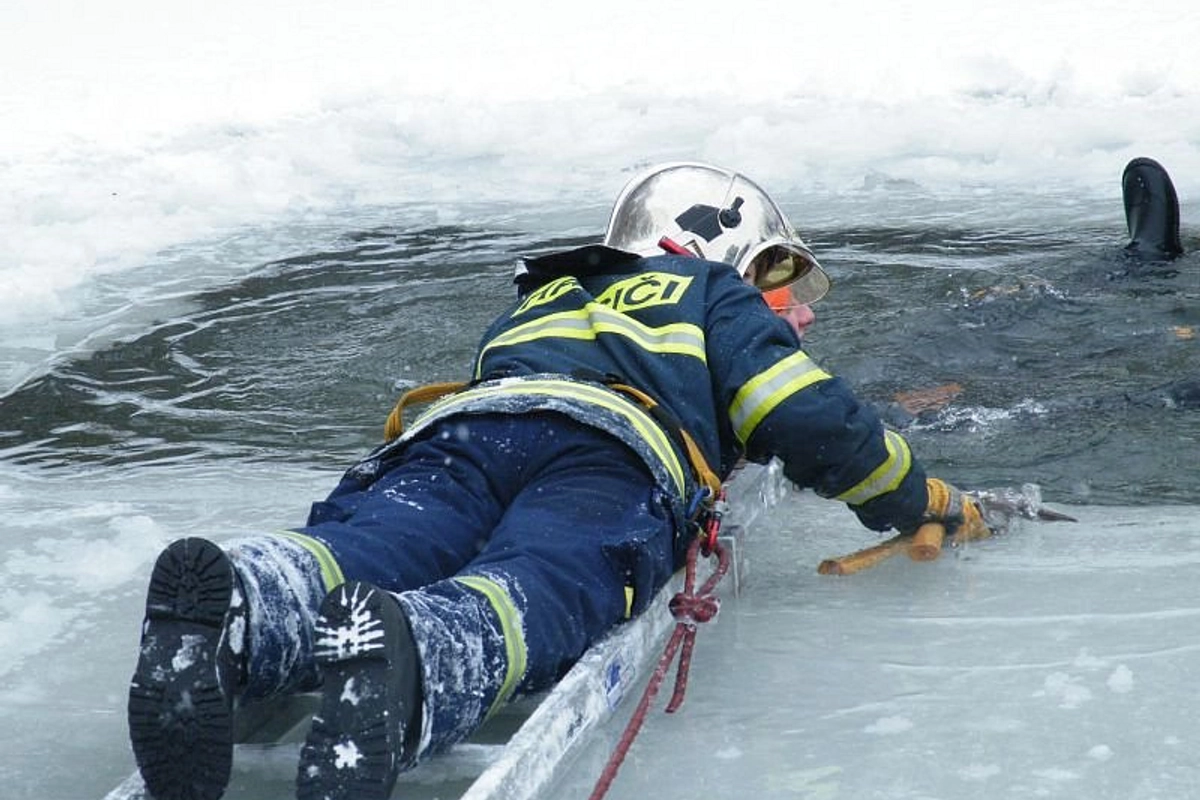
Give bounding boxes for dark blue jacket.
[395,245,927,532]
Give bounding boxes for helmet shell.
[603,162,829,303]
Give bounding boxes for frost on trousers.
[398,573,523,759]
[214,533,529,765]
[225,534,328,699]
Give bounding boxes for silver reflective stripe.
[729,350,832,443]
[453,574,527,718]
[835,430,913,505]
[274,531,345,592]
[412,378,689,496]
[475,303,705,379]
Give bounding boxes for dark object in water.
[1122,157,1183,259]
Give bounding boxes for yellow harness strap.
[608,382,723,500]
[384,381,468,441]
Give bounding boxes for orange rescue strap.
[383,381,468,442]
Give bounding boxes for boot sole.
[127,538,238,800]
[297,582,415,800]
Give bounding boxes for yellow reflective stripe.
[414,379,688,495]
[834,430,914,505]
[475,304,706,379]
[623,586,634,619]
[454,575,527,717]
[729,351,832,443]
[275,531,345,593]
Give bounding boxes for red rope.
[588,537,731,800]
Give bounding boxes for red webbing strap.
[588,537,730,800]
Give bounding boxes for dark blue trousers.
[298,412,681,743]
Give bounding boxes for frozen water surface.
[552,497,1200,800]
[1,1,1198,798]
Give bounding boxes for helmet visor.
[746,241,830,304]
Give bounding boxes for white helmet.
[603,162,829,303]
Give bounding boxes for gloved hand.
[921,478,992,541]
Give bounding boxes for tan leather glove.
[923,478,992,541]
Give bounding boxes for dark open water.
[1,221,1197,505]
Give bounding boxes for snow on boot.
[297,581,421,800]
[127,537,247,800]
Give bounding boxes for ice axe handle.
[816,523,947,576]
[817,533,909,575]
[907,522,945,561]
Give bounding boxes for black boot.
[297,582,422,800]
[1122,156,1183,259]
[128,538,248,800]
